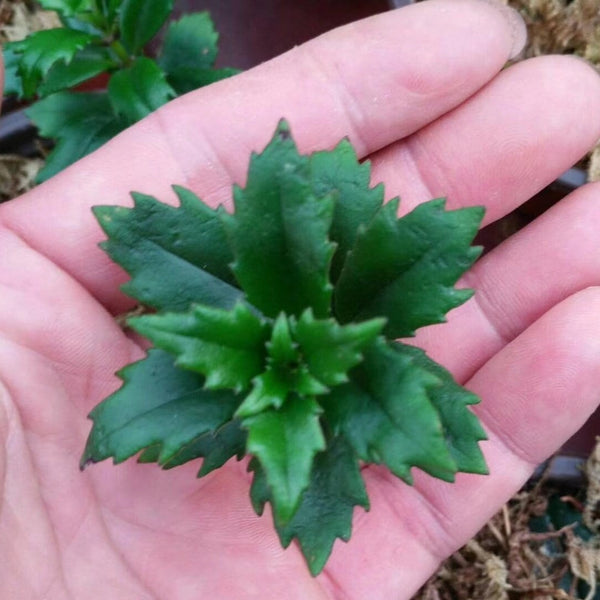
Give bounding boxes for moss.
[503,0,600,182]
[414,441,600,600]
[504,0,600,62]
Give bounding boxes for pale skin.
[2,0,600,598]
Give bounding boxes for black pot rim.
[532,454,585,488]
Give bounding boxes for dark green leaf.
[245,395,325,524]
[235,314,327,418]
[238,369,292,416]
[309,139,382,282]
[165,66,241,96]
[158,12,225,94]
[92,186,241,311]
[399,343,487,474]
[293,308,385,387]
[2,47,23,98]
[334,198,483,338]
[26,91,128,181]
[238,366,327,419]
[322,339,457,483]
[144,419,247,476]
[119,0,173,54]
[250,436,369,575]
[249,457,270,515]
[267,312,298,364]
[159,12,217,70]
[108,57,175,124]
[136,444,161,463]
[7,29,97,98]
[38,46,114,97]
[129,302,269,392]
[156,12,240,94]
[81,349,240,467]
[224,120,335,319]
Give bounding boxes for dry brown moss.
[504,0,600,61]
[414,441,600,600]
[503,0,600,181]
[0,154,41,201]
[0,0,60,44]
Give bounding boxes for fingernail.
[478,0,527,59]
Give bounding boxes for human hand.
[2,1,600,598]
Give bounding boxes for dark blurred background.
[171,0,391,69]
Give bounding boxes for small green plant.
[81,120,488,575]
[3,0,237,182]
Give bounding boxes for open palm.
[2,2,600,598]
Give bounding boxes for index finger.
[0,0,522,312]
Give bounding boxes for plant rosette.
[81,120,488,575]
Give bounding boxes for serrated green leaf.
[159,12,217,70]
[250,436,369,575]
[119,0,173,54]
[245,396,325,525]
[136,419,247,476]
[239,369,292,415]
[248,457,270,516]
[130,302,269,392]
[280,436,369,575]
[2,47,23,98]
[108,57,175,123]
[236,310,383,418]
[224,120,336,319]
[235,314,327,418]
[158,12,225,95]
[81,349,240,467]
[38,46,114,97]
[26,91,128,182]
[93,187,241,311]
[155,12,241,94]
[136,444,161,463]
[238,366,327,419]
[399,343,487,474]
[7,29,98,98]
[267,312,297,364]
[322,339,457,483]
[309,139,383,282]
[334,198,484,338]
[172,419,246,476]
[293,308,385,387]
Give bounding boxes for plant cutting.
[81,119,488,575]
[3,0,237,181]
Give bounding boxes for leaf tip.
[275,118,292,141]
[79,455,95,471]
[387,196,401,214]
[470,204,486,222]
[130,191,149,206]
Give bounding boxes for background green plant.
[3,0,238,181]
